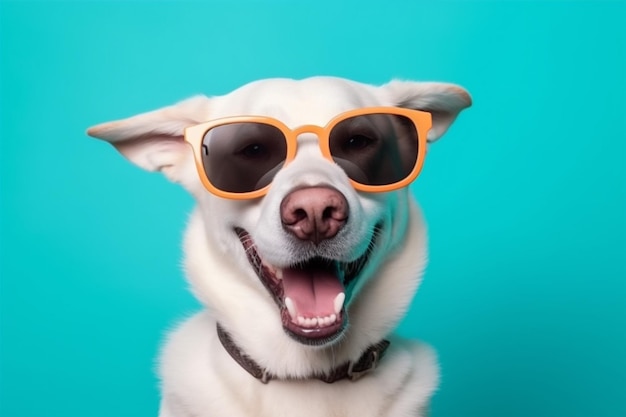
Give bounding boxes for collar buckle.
[347,348,382,381]
[260,369,271,384]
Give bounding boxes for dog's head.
[88,77,470,373]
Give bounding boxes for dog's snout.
[280,187,348,245]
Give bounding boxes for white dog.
[88,77,470,417]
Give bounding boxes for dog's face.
[88,77,470,352]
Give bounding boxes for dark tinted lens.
[201,122,287,193]
[329,113,419,186]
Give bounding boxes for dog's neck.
[216,323,390,384]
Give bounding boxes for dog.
[87,76,471,417]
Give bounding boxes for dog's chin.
[235,227,376,347]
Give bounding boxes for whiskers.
[235,228,263,272]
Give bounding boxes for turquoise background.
[1,1,624,416]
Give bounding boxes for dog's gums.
[235,227,373,345]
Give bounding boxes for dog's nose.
[280,186,349,244]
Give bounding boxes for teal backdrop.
[1,1,624,416]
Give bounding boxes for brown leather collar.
[216,324,390,384]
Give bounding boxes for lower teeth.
[295,314,337,328]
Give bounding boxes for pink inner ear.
[112,135,188,172]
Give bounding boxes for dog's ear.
[86,95,212,182]
[382,81,471,142]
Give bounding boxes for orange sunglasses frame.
[184,107,432,200]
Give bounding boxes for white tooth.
[305,318,313,327]
[330,314,337,323]
[285,297,297,320]
[298,316,305,326]
[322,316,331,326]
[310,317,318,327]
[275,268,283,280]
[333,293,345,314]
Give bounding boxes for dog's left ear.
[86,95,212,183]
[382,81,472,142]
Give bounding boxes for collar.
[216,324,390,384]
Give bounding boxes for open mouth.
[235,227,375,345]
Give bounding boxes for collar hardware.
[348,349,381,381]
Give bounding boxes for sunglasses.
[184,107,432,199]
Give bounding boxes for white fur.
[87,76,471,417]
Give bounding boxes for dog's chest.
[187,378,407,417]
[160,309,436,417]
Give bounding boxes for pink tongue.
[282,267,344,317]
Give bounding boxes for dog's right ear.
[86,95,212,183]
[382,80,471,142]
